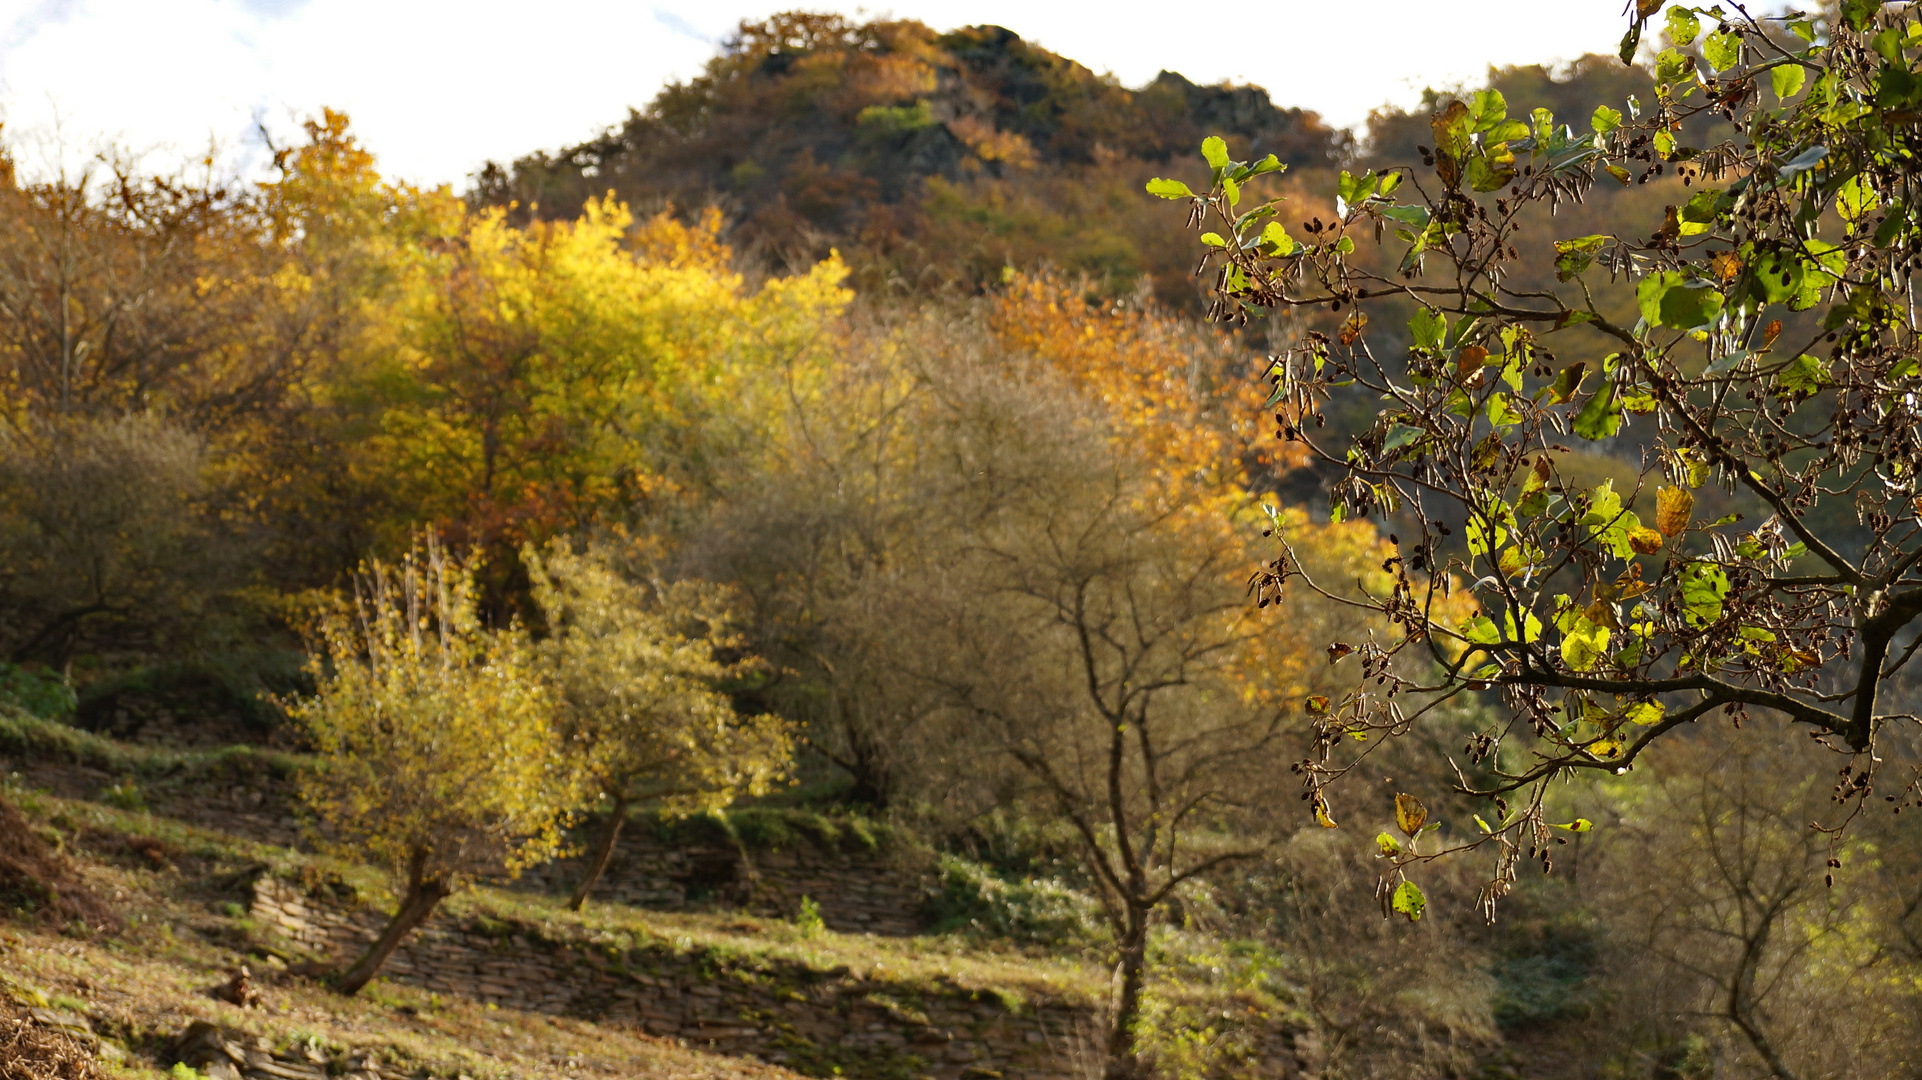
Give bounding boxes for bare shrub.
[0,414,220,664]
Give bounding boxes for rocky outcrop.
[171,1020,384,1080]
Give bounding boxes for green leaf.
[1841,0,1878,31]
[1202,136,1230,171]
[1467,154,1516,194]
[1664,6,1700,46]
[1560,615,1611,671]
[1580,479,1644,558]
[1468,89,1508,133]
[1261,221,1296,256]
[1836,173,1879,222]
[1681,561,1731,625]
[1485,392,1523,427]
[1777,354,1828,395]
[1554,234,1608,281]
[1771,63,1808,101]
[1573,382,1624,440]
[1338,169,1375,209]
[1391,879,1427,921]
[1145,177,1194,200]
[1248,153,1286,177]
[1655,47,1696,86]
[1703,30,1741,71]
[1620,22,1643,66]
[1379,204,1431,227]
[1382,423,1426,455]
[1637,272,1724,329]
[1548,361,1587,404]
[1200,232,1226,248]
[1591,105,1622,135]
[1873,26,1905,63]
[1375,831,1403,856]
[1679,188,1724,224]
[1551,819,1594,833]
[1409,307,1447,351]
[1486,119,1531,143]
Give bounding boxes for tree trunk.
[1104,907,1150,1080]
[336,861,450,997]
[567,790,631,912]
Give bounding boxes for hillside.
[474,14,1348,303]
[0,709,1334,1080]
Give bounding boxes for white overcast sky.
[0,0,1638,188]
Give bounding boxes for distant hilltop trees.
[474,14,1349,302]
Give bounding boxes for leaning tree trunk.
[337,853,451,996]
[1104,906,1151,1080]
[567,789,632,912]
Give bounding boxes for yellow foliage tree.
[285,533,577,995]
[357,198,850,562]
[524,541,793,910]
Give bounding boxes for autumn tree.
[0,414,219,664]
[1158,2,1922,915]
[345,196,848,576]
[0,143,286,424]
[524,540,791,910]
[284,534,577,995]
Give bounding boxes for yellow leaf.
[1656,486,1694,537]
[1627,527,1664,554]
[1314,798,1339,829]
[1624,700,1666,726]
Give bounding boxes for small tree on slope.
[525,541,792,911]
[286,534,578,996]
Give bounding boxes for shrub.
[0,665,73,721]
[795,896,825,938]
[923,854,1104,946]
[74,653,307,737]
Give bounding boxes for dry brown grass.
[0,795,117,932]
[0,1000,105,1080]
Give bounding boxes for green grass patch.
[0,704,310,782]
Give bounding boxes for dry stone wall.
[250,877,1317,1080]
[253,876,1091,1080]
[510,832,929,936]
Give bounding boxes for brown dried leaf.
[1394,792,1428,837]
[1339,310,1368,347]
